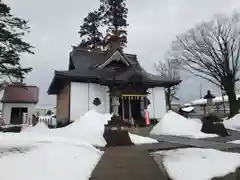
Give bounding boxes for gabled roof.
[1,84,39,103]
[48,46,182,95]
[69,47,141,71]
[97,50,130,68]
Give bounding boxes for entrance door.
[119,96,146,126]
[10,108,28,124]
[119,97,130,119]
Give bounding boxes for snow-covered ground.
[22,110,157,146]
[0,133,102,180]
[229,140,240,144]
[0,110,158,180]
[224,114,240,131]
[154,148,240,180]
[150,111,217,139]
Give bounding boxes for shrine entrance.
[108,84,149,127]
[118,94,148,127]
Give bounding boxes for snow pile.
[22,122,49,132]
[150,111,217,138]
[0,133,102,180]
[181,106,194,112]
[154,148,240,180]
[22,110,111,146]
[60,110,111,146]
[129,133,157,144]
[22,109,157,146]
[229,140,240,144]
[224,114,240,131]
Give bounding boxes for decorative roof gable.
[97,50,130,69]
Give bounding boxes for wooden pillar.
[121,97,125,119]
[140,96,145,118]
[128,96,132,123]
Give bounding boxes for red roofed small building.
[1,84,39,124]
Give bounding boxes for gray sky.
[5,0,240,106]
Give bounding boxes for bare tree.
[156,59,180,110]
[169,13,240,117]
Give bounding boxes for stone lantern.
[103,88,133,147]
[201,90,229,137]
[203,90,215,114]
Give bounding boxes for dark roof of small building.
[1,84,39,103]
[48,46,181,94]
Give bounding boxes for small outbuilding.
[1,84,39,125]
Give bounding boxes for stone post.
[111,96,120,116]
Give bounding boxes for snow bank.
[22,110,157,146]
[129,133,158,144]
[22,122,49,132]
[229,140,240,144]
[22,110,111,146]
[224,114,240,131]
[0,133,102,180]
[150,111,217,138]
[181,106,194,112]
[154,148,240,180]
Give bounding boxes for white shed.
[1,84,39,125]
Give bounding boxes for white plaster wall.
[147,87,167,119]
[152,87,167,119]
[2,103,36,124]
[70,82,109,121]
[70,83,89,121]
[89,83,109,113]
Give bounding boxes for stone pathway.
[202,129,240,142]
[150,136,240,153]
[149,129,240,153]
[89,146,169,180]
[91,129,240,180]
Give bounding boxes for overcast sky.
[5,0,240,106]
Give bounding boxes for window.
[93,97,101,106]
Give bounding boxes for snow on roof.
[191,94,240,105]
[181,106,194,112]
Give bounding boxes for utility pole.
[200,83,202,99]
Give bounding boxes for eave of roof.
[47,69,181,95]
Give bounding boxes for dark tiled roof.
[69,47,141,70]
[48,68,181,94]
[48,47,181,94]
[1,84,39,103]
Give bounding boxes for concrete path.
[150,134,240,152]
[201,129,240,142]
[90,129,240,180]
[89,146,169,180]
